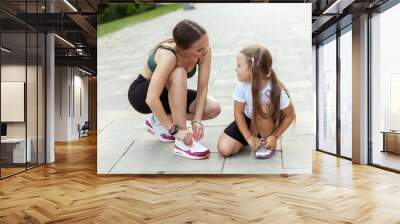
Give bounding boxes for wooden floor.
[373,151,400,171]
[1,167,26,178]
[1,135,400,224]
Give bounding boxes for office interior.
[0,0,399,176]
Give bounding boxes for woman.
[128,19,221,160]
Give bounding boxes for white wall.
[1,65,26,141]
[54,67,89,141]
[1,65,37,138]
[71,72,89,138]
[1,63,46,164]
[1,65,26,129]
[55,66,69,141]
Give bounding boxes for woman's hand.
[191,121,204,141]
[265,135,277,150]
[174,130,194,146]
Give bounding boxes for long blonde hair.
[240,44,294,135]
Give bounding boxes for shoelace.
[176,137,208,153]
[260,137,266,147]
[257,137,267,150]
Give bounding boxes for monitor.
[1,123,7,137]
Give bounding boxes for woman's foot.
[174,139,210,159]
[144,115,175,142]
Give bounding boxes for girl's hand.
[191,122,204,140]
[265,135,277,150]
[257,137,267,148]
[175,130,194,146]
[246,136,260,149]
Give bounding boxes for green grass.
[98,3,183,38]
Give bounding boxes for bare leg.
[166,67,189,130]
[163,96,220,121]
[165,67,221,129]
[217,113,275,157]
[217,133,243,157]
[187,96,221,121]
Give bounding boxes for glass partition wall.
[339,27,352,159]
[316,0,400,172]
[0,1,46,179]
[317,35,337,155]
[370,3,400,172]
[316,26,353,159]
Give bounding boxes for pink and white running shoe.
[255,147,275,159]
[144,115,175,142]
[174,139,210,160]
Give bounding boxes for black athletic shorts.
[223,115,252,145]
[128,74,197,114]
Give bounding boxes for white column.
[46,33,55,163]
[45,0,55,163]
[352,14,369,164]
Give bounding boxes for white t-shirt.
[233,81,290,119]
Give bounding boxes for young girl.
[217,44,295,158]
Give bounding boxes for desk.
[1,138,31,163]
[381,131,400,154]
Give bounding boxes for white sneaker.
[255,147,275,159]
[144,115,155,134]
[144,115,175,142]
[174,139,210,160]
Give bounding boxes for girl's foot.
[174,139,210,160]
[255,147,275,159]
[144,115,175,142]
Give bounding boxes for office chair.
[79,121,90,138]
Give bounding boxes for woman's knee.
[207,103,221,118]
[203,99,221,119]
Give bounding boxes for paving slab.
[222,146,283,174]
[111,143,225,174]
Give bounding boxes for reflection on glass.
[390,75,400,130]
[1,30,27,177]
[38,33,46,165]
[27,31,38,169]
[340,29,352,158]
[0,1,47,179]
[371,3,400,171]
[318,37,337,154]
